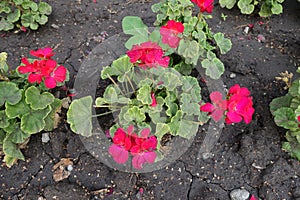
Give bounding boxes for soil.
[1,0,300,199]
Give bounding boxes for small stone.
[230,73,236,79]
[202,152,214,160]
[42,133,50,143]
[230,189,250,200]
[244,27,249,34]
[67,165,73,172]
[51,24,59,29]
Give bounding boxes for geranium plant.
[270,68,300,161]
[0,48,68,167]
[67,0,254,170]
[219,0,285,17]
[0,0,52,31]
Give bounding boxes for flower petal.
[109,144,129,164]
[44,76,57,89]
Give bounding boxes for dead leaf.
[53,158,73,182]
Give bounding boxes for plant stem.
[91,110,119,117]
[107,74,125,95]
[126,74,135,92]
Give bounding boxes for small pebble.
[41,133,50,143]
[67,165,73,172]
[51,24,59,29]
[230,189,250,200]
[230,73,236,79]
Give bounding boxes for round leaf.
[67,96,93,137]
[25,86,55,110]
[0,82,22,106]
[21,106,51,134]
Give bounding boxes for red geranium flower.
[127,41,170,69]
[44,66,67,89]
[108,126,157,169]
[225,84,255,124]
[191,0,214,13]
[30,47,55,59]
[160,20,184,48]
[200,91,227,121]
[17,48,67,89]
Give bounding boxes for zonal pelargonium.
[67,0,254,170]
[0,49,68,167]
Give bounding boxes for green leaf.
[201,57,225,79]
[44,98,62,131]
[0,18,14,31]
[25,86,55,110]
[124,106,146,123]
[137,85,152,104]
[122,16,148,35]
[38,2,52,15]
[67,96,93,136]
[36,15,48,25]
[160,70,182,91]
[122,16,149,49]
[289,79,300,97]
[237,0,255,14]
[174,62,192,75]
[3,133,25,163]
[5,94,31,119]
[270,94,292,114]
[0,129,6,144]
[177,119,199,139]
[169,110,183,134]
[178,40,200,65]
[271,2,283,15]
[155,123,170,143]
[101,56,134,82]
[21,12,39,30]
[0,110,10,128]
[125,35,149,50]
[13,0,24,5]
[258,2,272,17]
[4,122,30,143]
[219,0,237,9]
[21,1,38,11]
[180,93,201,115]
[0,52,8,73]
[213,32,232,54]
[7,9,21,23]
[21,106,51,134]
[0,82,22,106]
[273,107,298,131]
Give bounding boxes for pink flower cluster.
[191,0,214,13]
[18,47,67,89]
[160,20,184,48]
[200,84,255,124]
[108,126,158,169]
[127,41,170,69]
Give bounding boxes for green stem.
[94,105,122,109]
[107,74,125,95]
[126,75,135,93]
[91,110,119,117]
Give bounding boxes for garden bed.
[0,0,300,199]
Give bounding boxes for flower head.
[17,48,67,89]
[30,47,54,59]
[108,126,157,169]
[226,84,254,124]
[127,41,169,69]
[160,20,184,48]
[191,0,214,13]
[200,91,227,121]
